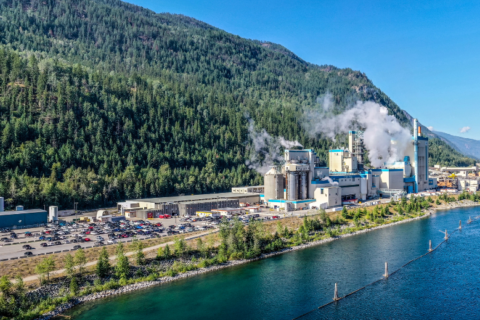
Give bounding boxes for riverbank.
[39,200,480,320]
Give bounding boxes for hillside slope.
[434,131,480,160]
[0,0,474,210]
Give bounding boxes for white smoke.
[303,94,411,167]
[321,176,339,186]
[246,120,302,174]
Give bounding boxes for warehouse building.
[0,209,48,229]
[117,192,259,218]
[178,199,239,216]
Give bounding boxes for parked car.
[40,243,48,247]
[24,251,33,256]
[73,245,82,250]
[22,244,33,250]
[54,241,62,245]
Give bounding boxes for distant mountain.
[433,131,480,161]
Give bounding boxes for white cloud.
[427,126,434,131]
[460,126,471,133]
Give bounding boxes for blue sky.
[128,0,480,139]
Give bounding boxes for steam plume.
[303,94,411,167]
[246,119,302,174]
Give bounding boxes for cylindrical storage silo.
[275,174,284,199]
[264,168,284,201]
[288,172,298,200]
[300,173,307,199]
[0,197,3,212]
[49,206,58,222]
[16,205,24,211]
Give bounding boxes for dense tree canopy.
[0,0,474,210]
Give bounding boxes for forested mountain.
[433,131,480,161]
[0,0,474,210]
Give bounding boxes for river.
[67,207,480,320]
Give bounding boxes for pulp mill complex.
[5,118,480,227]
[118,119,437,217]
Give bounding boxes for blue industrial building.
[0,209,48,229]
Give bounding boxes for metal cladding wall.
[0,211,48,228]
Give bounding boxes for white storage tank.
[264,167,284,200]
[49,206,58,222]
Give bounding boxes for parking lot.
[0,207,297,260]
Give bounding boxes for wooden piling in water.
[384,262,388,278]
[459,220,462,230]
[333,283,338,301]
[429,240,432,252]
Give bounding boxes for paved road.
[20,229,217,283]
[0,206,334,261]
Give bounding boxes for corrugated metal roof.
[129,192,260,204]
[0,209,47,215]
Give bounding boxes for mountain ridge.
[0,0,475,210]
[433,131,480,161]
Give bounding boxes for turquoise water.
[68,208,479,320]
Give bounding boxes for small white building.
[211,208,245,216]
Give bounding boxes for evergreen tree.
[115,243,130,279]
[96,247,111,278]
[74,249,87,277]
[64,253,75,278]
[135,241,146,266]
[70,277,79,295]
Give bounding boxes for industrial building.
[118,192,260,218]
[231,186,264,194]
[0,209,48,229]
[263,119,437,210]
[0,197,48,228]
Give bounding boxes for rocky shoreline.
[40,200,480,320]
